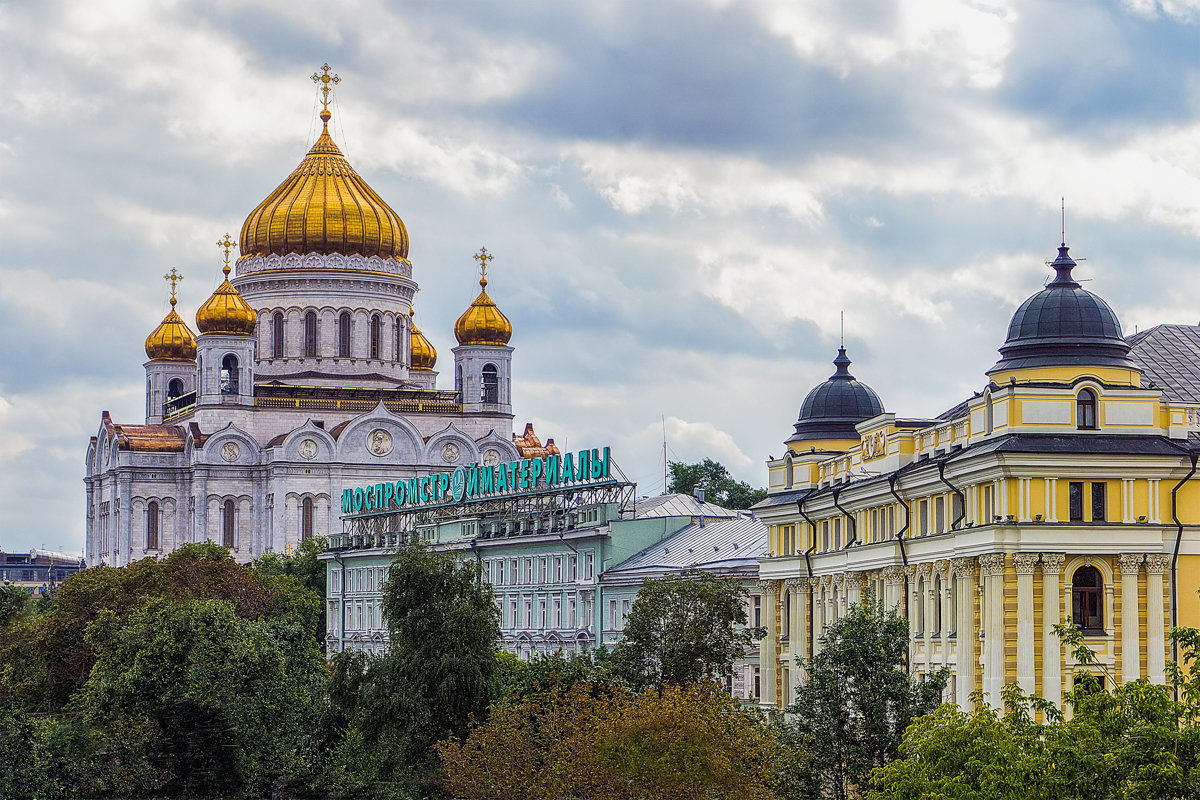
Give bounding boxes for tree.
[0,584,30,628]
[495,648,617,699]
[322,545,501,797]
[251,535,328,643]
[668,458,767,509]
[868,623,1200,800]
[789,596,947,800]
[0,542,317,712]
[439,682,797,800]
[614,567,761,689]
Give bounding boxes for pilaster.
[1117,553,1144,684]
[979,553,1007,706]
[1014,553,1040,695]
[757,580,779,709]
[951,557,978,708]
[1040,553,1065,708]
[1145,554,1169,684]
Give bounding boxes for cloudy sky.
[3,0,1200,554]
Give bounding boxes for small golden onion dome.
[196,264,257,335]
[239,109,409,262]
[145,297,197,361]
[454,275,512,346]
[409,307,438,370]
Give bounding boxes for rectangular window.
[934,496,945,533]
[1069,482,1084,522]
[822,521,829,552]
[509,599,517,628]
[621,599,631,629]
[554,558,563,583]
[752,595,762,628]
[951,493,963,529]
[523,599,532,628]
[569,556,578,581]
[538,599,547,628]
[1091,482,1107,522]
[888,505,896,536]
[609,599,618,629]
[919,500,929,535]
[568,598,576,628]
[753,666,761,699]
[584,552,595,580]
[552,598,561,628]
[833,518,842,549]
[981,485,994,523]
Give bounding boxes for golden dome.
[145,297,197,361]
[409,306,437,370]
[196,261,257,336]
[454,275,512,346]
[239,109,409,262]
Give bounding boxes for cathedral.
[84,68,549,567]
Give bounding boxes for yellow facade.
[755,243,1200,711]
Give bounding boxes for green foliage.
[495,648,618,698]
[320,546,501,797]
[668,458,767,509]
[0,542,318,712]
[614,567,761,689]
[0,583,30,628]
[251,536,328,641]
[789,595,947,800]
[869,623,1200,800]
[439,682,795,800]
[66,598,327,798]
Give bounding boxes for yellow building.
[754,242,1200,712]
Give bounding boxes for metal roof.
[604,513,767,577]
[1129,324,1200,404]
[626,493,738,521]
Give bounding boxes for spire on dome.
[454,247,512,346]
[146,268,197,361]
[196,233,257,336]
[311,62,340,133]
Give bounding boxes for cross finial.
[163,268,183,307]
[311,62,341,130]
[216,233,235,277]
[473,246,494,288]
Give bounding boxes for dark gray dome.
[989,244,1136,374]
[787,348,885,444]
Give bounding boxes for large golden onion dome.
[196,259,257,336]
[239,108,409,262]
[145,295,197,361]
[409,306,438,370]
[454,274,512,346]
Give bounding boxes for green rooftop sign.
[341,446,613,517]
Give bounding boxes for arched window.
[394,320,402,362]
[338,312,351,357]
[370,315,381,359]
[984,392,994,435]
[220,355,239,395]
[1072,565,1104,632]
[272,312,284,358]
[304,312,317,357]
[302,497,314,541]
[1077,389,1098,430]
[481,363,499,404]
[456,365,463,392]
[167,378,184,400]
[146,501,159,550]
[916,577,925,634]
[146,379,152,418]
[832,586,839,622]
[782,590,791,635]
[222,499,235,548]
[932,575,942,634]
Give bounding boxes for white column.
[1149,480,1161,523]
[758,580,778,709]
[846,573,863,607]
[997,479,1008,519]
[1118,553,1144,684]
[1014,553,1039,695]
[1018,479,1031,522]
[1145,555,1170,684]
[952,557,978,708]
[1040,554,1065,709]
[979,553,1007,707]
[1122,480,1135,523]
[882,566,905,612]
[1046,478,1058,523]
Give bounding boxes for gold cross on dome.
[311,62,341,111]
[163,267,183,304]
[473,247,494,282]
[216,233,235,276]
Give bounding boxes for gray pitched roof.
[604,514,767,577]
[625,493,738,521]
[1128,324,1200,403]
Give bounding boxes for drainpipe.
[1170,452,1198,676]
[937,459,967,530]
[797,488,821,666]
[888,470,912,672]
[832,487,857,548]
